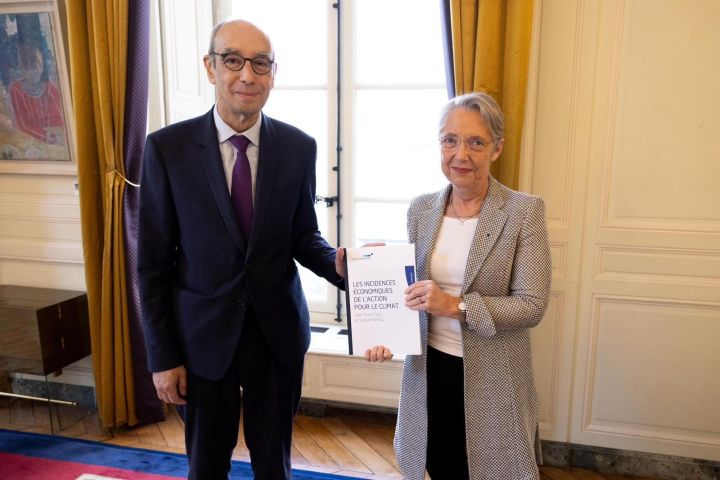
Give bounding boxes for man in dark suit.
[137,20,343,479]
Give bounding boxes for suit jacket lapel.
[198,109,247,254]
[246,114,277,256]
[417,185,452,282]
[461,176,508,293]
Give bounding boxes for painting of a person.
[9,44,64,145]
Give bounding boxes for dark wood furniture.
[0,285,91,376]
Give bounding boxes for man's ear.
[270,64,277,90]
[203,55,217,85]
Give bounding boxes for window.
[156,0,447,324]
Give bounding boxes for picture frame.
[0,0,77,175]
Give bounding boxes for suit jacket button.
[237,299,245,307]
[246,264,252,272]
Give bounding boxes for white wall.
[0,173,91,385]
[523,0,720,462]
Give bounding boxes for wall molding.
[537,292,565,431]
[596,0,720,234]
[550,242,568,278]
[595,244,720,287]
[582,294,720,448]
[0,237,83,264]
[543,0,585,229]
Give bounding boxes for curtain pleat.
[67,0,137,427]
[450,0,534,189]
[440,0,456,99]
[123,0,164,424]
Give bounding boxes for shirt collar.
[213,104,262,147]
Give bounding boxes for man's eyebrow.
[218,48,273,60]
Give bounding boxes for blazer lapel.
[246,114,277,256]
[197,109,247,254]
[461,176,508,293]
[417,185,452,282]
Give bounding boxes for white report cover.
[343,244,421,356]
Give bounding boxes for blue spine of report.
[343,248,354,355]
[405,265,415,286]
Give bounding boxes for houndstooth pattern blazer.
[394,176,552,480]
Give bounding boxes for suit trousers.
[177,307,304,480]
[426,345,470,480]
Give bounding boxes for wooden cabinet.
[0,285,91,376]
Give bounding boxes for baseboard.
[298,398,398,426]
[9,378,95,407]
[541,441,720,480]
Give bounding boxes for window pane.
[356,0,445,85]
[262,90,331,302]
[263,90,328,195]
[231,0,327,86]
[355,202,409,246]
[355,89,449,199]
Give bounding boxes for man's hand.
[335,248,346,277]
[365,345,394,363]
[152,365,188,405]
[335,243,386,277]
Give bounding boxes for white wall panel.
[538,0,720,461]
[585,296,720,444]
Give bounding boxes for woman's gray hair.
[438,92,504,144]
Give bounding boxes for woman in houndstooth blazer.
[366,93,551,479]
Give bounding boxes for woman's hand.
[405,280,459,318]
[365,345,394,362]
[335,242,386,277]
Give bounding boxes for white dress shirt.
[213,105,262,202]
[427,216,479,357]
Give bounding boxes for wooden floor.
[0,397,661,480]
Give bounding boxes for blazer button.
[246,264,252,272]
[237,299,245,307]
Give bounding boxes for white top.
[427,216,479,357]
[213,105,262,202]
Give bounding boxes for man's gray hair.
[208,21,227,55]
[438,92,504,144]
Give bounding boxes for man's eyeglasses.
[439,134,492,153]
[209,52,275,75]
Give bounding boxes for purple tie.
[229,135,253,243]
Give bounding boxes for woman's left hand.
[405,280,457,317]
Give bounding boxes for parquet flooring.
[0,397,661,479]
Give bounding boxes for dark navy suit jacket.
[137,108,342,381]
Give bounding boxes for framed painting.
[0,0,76,175]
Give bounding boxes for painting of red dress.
[0,12,69,162]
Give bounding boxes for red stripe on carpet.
[0,451,184,480]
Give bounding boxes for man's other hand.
[153,365,188,405]
[365,345,394,363]
[335,243,386,277]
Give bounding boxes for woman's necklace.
[450,197,482,225]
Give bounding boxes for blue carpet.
[0,428,359,479]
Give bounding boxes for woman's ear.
[491,138,505,162]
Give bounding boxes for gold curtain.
[450,0,534,189]
[67,0,137,427]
